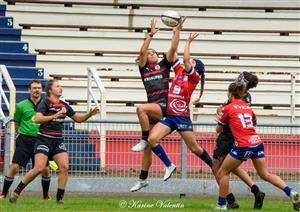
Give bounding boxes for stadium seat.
[0,41,28,53]
[0,16,13,28]
[6,66,44,79]
[0,4,6,16]
[0,53,36,66]
[0,28,21,41]
[67,143,100,171]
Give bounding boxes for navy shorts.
[34,134,67,160]
[149,102,167,125]
[213,132,235,160]
[160,115,193,132]
[229,143,265,161]
[12,134,36,168]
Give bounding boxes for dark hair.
[228,81,246,99]
[135,48,160,65]
[28,80,42,89]
[193,58,205,76]
[237,72,259,90]
[45,79,58,97]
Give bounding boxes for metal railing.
[0,65,16,174]
[2,120,297,183]
[87,67,107,169]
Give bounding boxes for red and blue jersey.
[216,99,262,147]
[166,58,200,117]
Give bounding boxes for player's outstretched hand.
[216,105,223,116]
[150,18,159,36]
[173,16,186,32]
[89,107,99,116]
[187,32,199,43]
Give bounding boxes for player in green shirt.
[0,80,52,200]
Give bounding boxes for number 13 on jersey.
[238,113,254,128]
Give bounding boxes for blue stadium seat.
[0,28,21,41]
[67,143,100,171]
[0,5,6,16]
[0,41,29,53]
[3,78,46,87]
[63,132,90,143]
[0,53,36,67]
[67,143,95,153]
[0,17,13,28]
[7,66,44,79]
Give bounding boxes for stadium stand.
[0,3,46,114]
[3,0,298,124]
[48,71,300,124]
[2,0,300,120]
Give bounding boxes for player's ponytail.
[237,71,259,90]
[228,81,246,99]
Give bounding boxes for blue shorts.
[229,143,265,161]
[160,115,193,132]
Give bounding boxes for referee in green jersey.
[0,80,51,200]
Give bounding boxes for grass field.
[0,193,296,212]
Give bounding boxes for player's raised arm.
[183,33,199,71]
[138,19,159,67]
[166,16,186,62]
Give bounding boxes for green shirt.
[13,98,41,137]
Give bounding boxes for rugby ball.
[161,10,181,27]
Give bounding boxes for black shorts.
[213,132,235,160]
[34,134,67,160]
[12,134,36,168]
[149,102,167,125]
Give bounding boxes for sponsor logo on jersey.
[177,76,183,81]
[170,99,187,114]
[144,74,163,82]
[173,85,181,94]
[233,105,250,109]
[49,107,62,112]
[249,135,261,145]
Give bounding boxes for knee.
[147,135,158,148]
[34,166,45,174]
[258,172,269,181]
[9,164,20,174]
[59,164,69,174]
[217,169,226,180]
[42,167,50,176]
[136,105,145,115]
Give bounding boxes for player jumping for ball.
[131,32,213,192]
[130,17,185,192]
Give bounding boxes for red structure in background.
[89,131,300,173]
